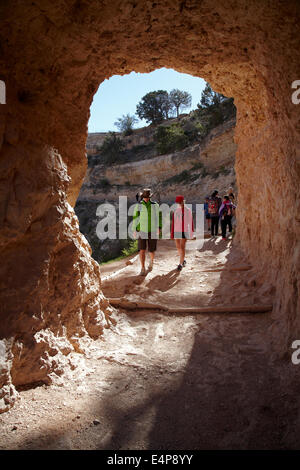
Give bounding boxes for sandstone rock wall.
[86,133,109,154]
[99,145,201,186]
[200,119,237,170]
[0,0,299,410]
[86,116,191,156]
[85,119,236,187]
[79,118,237,206]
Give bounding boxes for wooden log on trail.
[201,266,253,273]
[108,298,273,314]
[108,298,169,311]
[168,305,272,314]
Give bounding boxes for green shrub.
[191,161,204,170]
[201,167,210,178]
[210,166,231,179]
[219,165,231,176]
[97,178,111,192]
[154,124,189,155]
[121,240,138,257]
[209,107,224,127]
[165,169,192,184]
[194,97,235,133]
[211,171,220,179]
[165,163,211,184]
[100,132,125,164]
[182,120,206,142]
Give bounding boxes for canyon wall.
[0,0,299,411]
[80,118,236,202]
[85,118,236,188]
[76,117,237,262]
[86,124,160,154]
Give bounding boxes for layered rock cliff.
[76,115,237,262]
[83,118,236,198]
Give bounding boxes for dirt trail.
[0,237,299,450]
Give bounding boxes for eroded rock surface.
[0,0,299,409]
[82,118,236,196]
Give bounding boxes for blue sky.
[88,68,206,133]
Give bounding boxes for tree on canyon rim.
[169,89,192,117]
[114,113,139,136]
[136,90,171,125]
[136,88,192,125]
[198,82,225,108]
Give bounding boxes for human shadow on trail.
[143,240,288,449]
[14,241,300,450]
[196,236,232,256]
[146,269,181,292]
[94,239,299,450]
[93,313,297,450]
[102,273,148,298]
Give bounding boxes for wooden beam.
[108,298,272,314]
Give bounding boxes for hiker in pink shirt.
[171,195,194,271]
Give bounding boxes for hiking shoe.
[177,264,183,271]
[140,268,146,276]
[182,260,187,267]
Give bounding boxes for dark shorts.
[137,232,158,252]
[205,214,210,220]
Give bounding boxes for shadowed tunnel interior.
[0,0,299,423]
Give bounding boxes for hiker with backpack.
[204,196,211,231]
[208,190,222,237]
[219,195,236,240]
[133,188,162,276]
[228,187,235,204]
[227,187,237,227]
[171,195,195,271]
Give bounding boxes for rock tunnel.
[0,0,299,411]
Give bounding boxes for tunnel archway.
[0,0,299,411]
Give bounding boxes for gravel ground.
[1,237,299,450]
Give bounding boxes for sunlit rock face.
[0,0,299,411]
[83,119,236,189]
[76,117,237,264]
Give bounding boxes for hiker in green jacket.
[133,188,162,276]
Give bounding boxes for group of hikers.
[204,188,236,239]
[133,187,236,276]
